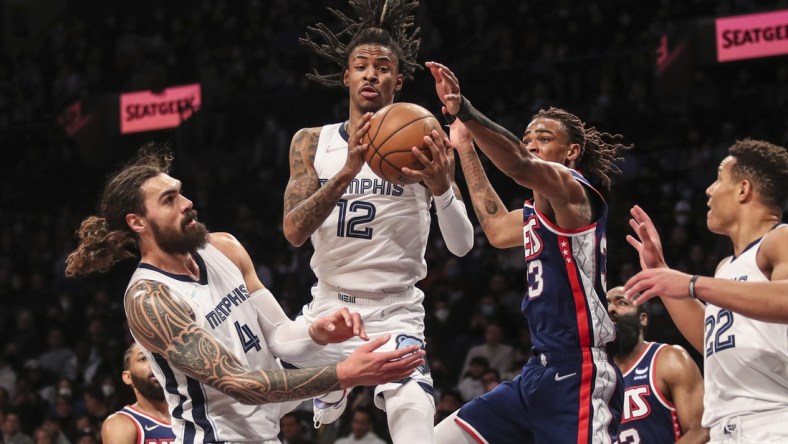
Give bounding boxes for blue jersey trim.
[138,252,208,285]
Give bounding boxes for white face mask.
[435,308,449,322]
[101,384,115,397]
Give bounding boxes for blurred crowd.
[1,0,787,442]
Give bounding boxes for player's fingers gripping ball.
[363,102,447,185]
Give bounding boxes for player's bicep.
[660,347,705,436]
[124,280,249,381]
[101,413,138,444]
[284,128,321,214]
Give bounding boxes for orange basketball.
[363,102,446,185]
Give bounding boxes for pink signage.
[120,83,201,134]
[716,9,788,62]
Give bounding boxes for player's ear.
[567,143,582,161]
[342,69,350,88]
[127,213,145,233]
[737,179,752,203]
[121,370,132,386]
[394,73,403,92]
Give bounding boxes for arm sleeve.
[249,288,323,362]
[434,187,474,257]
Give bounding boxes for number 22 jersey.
[702,226,788,428]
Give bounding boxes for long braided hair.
[300,0,422,88]
[533,107,633,190]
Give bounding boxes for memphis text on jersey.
[206,284,251,329]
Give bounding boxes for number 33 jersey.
[310,122,432,293]
[703,228,788,429]
[521,171,615,353]
[127,243,296,443]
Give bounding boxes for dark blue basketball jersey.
[521,170,615,353]
[618,343,681,443]
[117,406,176,444]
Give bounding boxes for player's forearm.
[455,145,511,247]
[694,277,788,322]
[251,289,323,360]
[455,97,534,182]
[283,172,353,246]
[434,184,474,256]
[675,427,710,444]
[125,281,342,405]
[660,298,705,353]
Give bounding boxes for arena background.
[1,0,787,442]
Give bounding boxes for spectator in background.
[480,368,501,394]
[279,412,316,444]
[456,356,489,402]
[38,329,76,382]
[3,411,34,444]
[335,407,386,444]
[458,322,514,379]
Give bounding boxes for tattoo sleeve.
[125,280,341,405]
[283,128,353,245]
[455,145,509,229]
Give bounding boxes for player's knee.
[383,381,435,416]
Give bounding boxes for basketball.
[363,102,446,185]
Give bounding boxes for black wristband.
[454,96,474,122]
[688,275,700,300]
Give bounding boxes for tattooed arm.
[428,61,593,229]
[283,116,372,247]
[125,280,423,405]
[450,121,522,249]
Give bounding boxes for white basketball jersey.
[702,227,788,428]
[127,244,297,443]
[309,122,432,293]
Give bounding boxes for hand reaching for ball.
[401,130,453,196]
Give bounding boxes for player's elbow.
[282,220,308,247]
[447,237,473,257]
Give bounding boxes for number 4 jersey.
[521,170,615,353]
[127,243,298,443]
[703,227,788,429]
[310,122,432,293]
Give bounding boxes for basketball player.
[428,62,630,443]
[283,1,474,442]
[606,286,707,443]
[101,343,176,444]
[65,148,425,443]
[624,139,788,443]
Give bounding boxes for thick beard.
[613,312,642,356]
[150,211,209,255]
[131,373,165,401]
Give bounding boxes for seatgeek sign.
[120,83,201,134]
[716,9,788,62]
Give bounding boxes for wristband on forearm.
[455,96,474,122]
[688,275,702,301]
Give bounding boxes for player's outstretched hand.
[624,268,692,306]
[426,61,462,116]
[336,334,425,388]
[402,130,452,195]
[309,307,367,345]
[626,205,668,270]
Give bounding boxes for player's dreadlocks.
[532,107,633,190]
[301,0,422,88]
